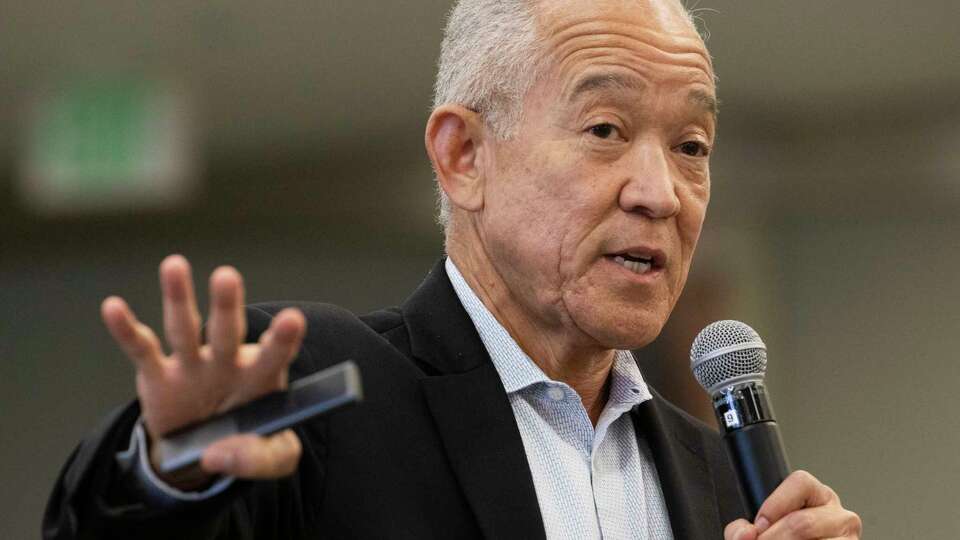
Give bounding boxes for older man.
[45,0,860,539]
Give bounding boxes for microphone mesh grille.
[690,320,767,392]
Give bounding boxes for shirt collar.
[444,258,652,406]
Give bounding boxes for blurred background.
[1,1,958,537]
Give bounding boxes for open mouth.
[605,250,665,276]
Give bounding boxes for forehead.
[537,0,698,33]
[533,0,715,95]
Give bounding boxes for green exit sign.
[19,78,198,216]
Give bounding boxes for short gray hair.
[432,0,545,228]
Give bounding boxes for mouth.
[604,248,666,276]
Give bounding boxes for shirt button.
[547,387,565,401]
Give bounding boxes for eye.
[588,123,619,140]
[677,140,710,157]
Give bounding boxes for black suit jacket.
[44,260,747,539]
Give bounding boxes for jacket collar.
[404,259,547,539]
[402,259,492,375]
[632,385,724,540]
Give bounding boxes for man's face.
[477,0,716,350]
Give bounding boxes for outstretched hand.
[101,255,307,485]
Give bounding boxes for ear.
[424,105,486,213]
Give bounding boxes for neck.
[446,231,616,425]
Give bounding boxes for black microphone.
[690,320,791,517]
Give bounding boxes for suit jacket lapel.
[404,261,546,540]
[421,367,546,540]
[632,392,722,540]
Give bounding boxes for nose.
[617,138,681,219]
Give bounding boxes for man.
[45,0,861,538]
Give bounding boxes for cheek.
[482,151,580,285]
[493,146,591,243]
[678,181,709,247]
[673,181,709,286]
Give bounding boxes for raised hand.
[100,254,307,485]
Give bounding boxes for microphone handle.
[724,420,792,516]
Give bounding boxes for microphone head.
[690,320,768,394]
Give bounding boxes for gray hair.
[432,0,545,228]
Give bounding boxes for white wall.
[758,219,960,539]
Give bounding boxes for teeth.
[612,255,652,274]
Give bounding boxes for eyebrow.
[568,73,719,122]
[687,89,720,120]
[568,73,646,100]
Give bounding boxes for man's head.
[426,0,716,354]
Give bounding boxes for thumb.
[201,429,302,479]
[724,518,759,540]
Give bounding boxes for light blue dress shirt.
[446,259,674,540]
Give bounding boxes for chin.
[569,300,672,351]
[600,319,666,350]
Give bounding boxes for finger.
[758,506,862,539]
[724,519,759,540]
[101,296,164,375]
[160,255,202,362]
[756,470,837,531]
[201,429,302,479]
[206,266,246,363]
[252,308,306,381]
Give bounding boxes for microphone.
[690,320,791,516]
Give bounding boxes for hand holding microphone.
[691,321,862,540]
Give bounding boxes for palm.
[137,345,262,436]
[102,255,305,441]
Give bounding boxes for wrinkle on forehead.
[536,0,699,36]
[533,0,714,85]
[563,72,718,124]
